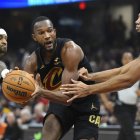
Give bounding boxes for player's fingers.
[9,69,13,72]
[31,90,40,101]
[62,90,77,95]
[71,79,79,84]
[79,74,88,80]
[14,66,19,70]
[31,91,37,97]
[78,67,87,73]
[67,95,79,103]
[61,84,77,88]
[35,73,40,80]
[36,73,44,88]
[61,87,78,92]
[35,74,41,85]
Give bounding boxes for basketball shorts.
[44,95,101,140]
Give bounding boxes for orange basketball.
[2,70,35,103]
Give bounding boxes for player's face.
[32,20,56,51]
[135,13,140,32]
[0,34,7,56]
[121,53,133,65]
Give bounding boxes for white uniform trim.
[118,81,139,105]
[1,69,9,78]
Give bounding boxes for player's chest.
[38,57,64,90]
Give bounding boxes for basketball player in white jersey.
[100,52,139,140]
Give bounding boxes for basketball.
[2,70,35,103]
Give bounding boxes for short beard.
[0,47,7,57]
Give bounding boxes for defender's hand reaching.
[61,79,90,102]
[78,67,92,81]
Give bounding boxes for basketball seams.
[2,81,34,92]
[2,87,30,103]
[2,70,35,103]
[5,73,35,88]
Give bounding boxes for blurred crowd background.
[1,0,140,139]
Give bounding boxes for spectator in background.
[17,108,32,127]
[0,121,7,140]
[136,101,140,125]
[100,52,139,140]
[32,103,45,124]
[3,112,22,140]
[115,15,126,45]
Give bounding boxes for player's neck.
[41,48,55,63]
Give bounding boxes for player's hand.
[1,66,19,78]
[20,73,43,106]
[31,73,44,98]
[136,13,140,32]
[13,66,19,70]
[61,79,90,102]
[78,67,92,81]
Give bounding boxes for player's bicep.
[129,59,140,80]
[61,68,78,84]
[61,41,84,84]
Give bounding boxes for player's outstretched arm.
[61,58,140,102]
[79,12,140,83]
[79,67,122,82]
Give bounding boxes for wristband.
[1,69,10,78]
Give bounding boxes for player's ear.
[32,33,37,42]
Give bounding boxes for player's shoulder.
[61,39,84,61]
[24,51,37,66]
[63,41,83,55]
[61,38,81,50]
[56,37,70,45]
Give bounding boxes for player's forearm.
[88,74,135,95]
[90,68,121,82]
[40,88,71,105]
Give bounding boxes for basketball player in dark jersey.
[60,13,140,102]
[0,28,7,57]
[24,16,100,140]
[0,28,8,82]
